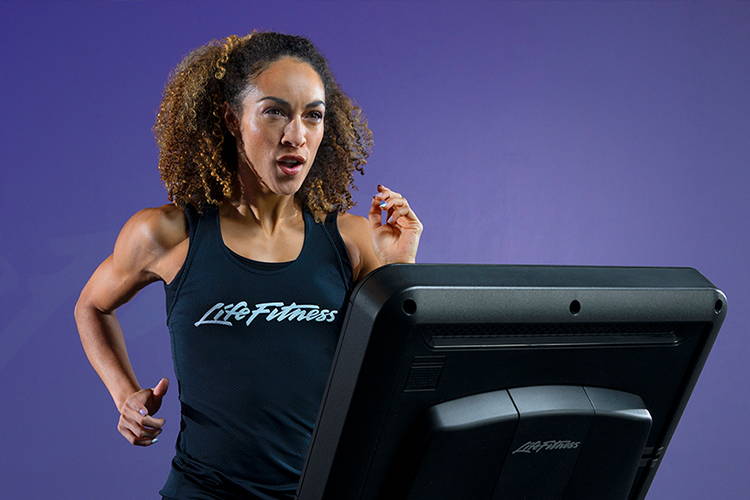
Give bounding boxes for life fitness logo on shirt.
[194,301,339,327]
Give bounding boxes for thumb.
[152,377,169,398]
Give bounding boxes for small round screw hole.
[570,300,581,315]
[402,299,417,315]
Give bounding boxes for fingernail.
[139,408,148,416]
[151,437,159,444]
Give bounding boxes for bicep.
[76,209,165,314]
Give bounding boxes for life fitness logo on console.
[194,301,339,328]
[512,440,581,454]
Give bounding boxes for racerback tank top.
[158,202,353,500]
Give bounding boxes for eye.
[309,111,324,120]
[265,107,285,116]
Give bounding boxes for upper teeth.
[281,159,300,165]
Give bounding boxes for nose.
[281,116,306,148]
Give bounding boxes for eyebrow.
[257,96,326,108]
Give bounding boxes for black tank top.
[158,203,353,500]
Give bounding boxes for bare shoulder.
[75,204,188,313]
[112,203,188,281]
[149,203,189,249]
[119,203,187,255]
[335,211,367,234]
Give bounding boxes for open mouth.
[277,160,304,175]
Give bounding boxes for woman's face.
[226,56,326,197]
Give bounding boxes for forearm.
[73,304,142,411]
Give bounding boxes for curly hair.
[152,30,374,223]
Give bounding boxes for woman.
[73,31,423,499]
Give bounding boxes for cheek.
[244,117,267,139]
[310,127,325,146]
[242,120,280,150]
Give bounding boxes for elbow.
[74,293,96,320]
[73,297,86,321]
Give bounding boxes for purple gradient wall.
[1,1,747,498]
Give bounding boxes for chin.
[275,180,305,196]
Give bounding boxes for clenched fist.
[116,378,169,446]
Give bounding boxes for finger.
[121,414,148,440]
[124,407,166,430]
[371,185,404,227]
[120,416,162,440]
[387,206,412,224]
[141,414,166,429]
[368,195,386,228]
[374,190,392,200]
[384,198,421,227]
[119,423,160,446]
[153,378,169,397]
[378,197,407,222]
[376,185,401,199]
[118,419,142,443]
[138,422,163,438]
[125,402,167,429]
[122,398,162,426]
[381,198,402,226]
[134,425,162,440]
[140,427,163,439]
[379,197,408,211]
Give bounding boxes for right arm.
[73,205,182,445]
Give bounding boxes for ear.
[222,102,240,138]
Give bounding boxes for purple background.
[1,1,747,498]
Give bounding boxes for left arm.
[341,184,423,285]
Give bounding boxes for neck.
[222,167,302,236]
